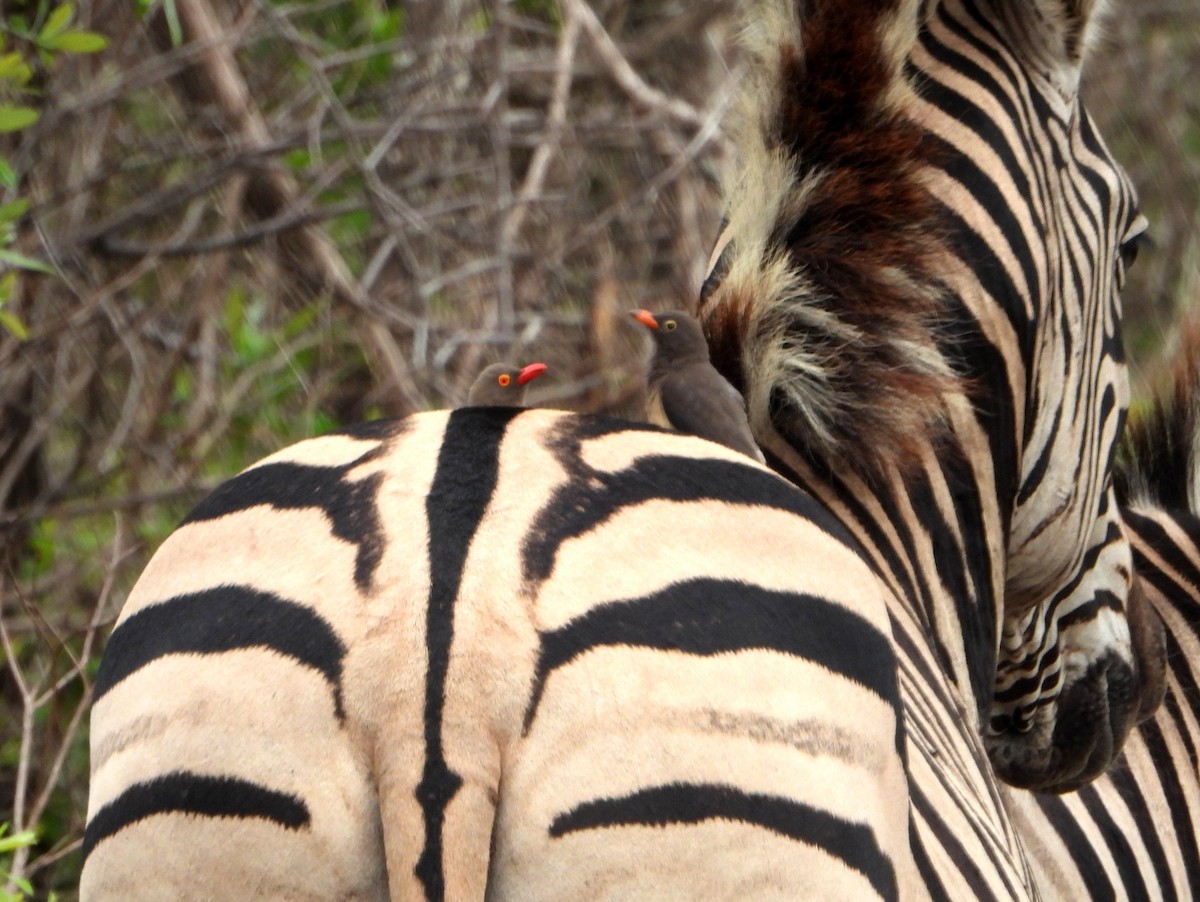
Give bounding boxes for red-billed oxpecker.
[630,308,765,463]
[466,362,548,407]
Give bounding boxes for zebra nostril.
[990,714,1012,735]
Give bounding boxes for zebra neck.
[759,408,1003,730]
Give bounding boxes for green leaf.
[40,3,75,41]
[0,309,29,339]
[0,827,36,852]
[0,249,53,274]
[0,199,28,224]
[0,158,14,188]
[164,0,183,47]
[0,107,38,133]
[44,30,108,53]
[0,54,33,85]
[7,16,30,40]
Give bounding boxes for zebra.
[1004,322,1199,900]
[83,0,1161,899]
[697,0,1163,892]
[85,413,924,899]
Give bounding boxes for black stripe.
[526,579,898,731]
[1142,693,1200,893]
[93,585,347,718]
[1035,791,1118,900]
[1128,510,1200,598]
[1077,782,1155,901]
[912,783,1003,902]
[182,460,386,591]
[415,407,519,900]
[551,782,897,901]
[523,451,860,588]
[933,300,1019,526]
[82,771,309,863]
[909,814,952,902]
[905,461,994,708]
[914,106,1039,336]
[1105,748,1179,902]
[770,448,920,609]
[333,416,412,441]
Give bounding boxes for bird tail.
[697,0,961,477]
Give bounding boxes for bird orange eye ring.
[498,374,511,387]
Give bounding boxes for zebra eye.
[1117,215,1151,285]
[663,320,677,332]
[498,374,511,387]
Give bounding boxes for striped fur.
[85,411,922,899]
[699,0,1156,798]
[1004,322,1200,899]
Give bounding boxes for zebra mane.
[1117,318,1200,514]
[698,0,962,477]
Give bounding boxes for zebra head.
[698,0,1163,792]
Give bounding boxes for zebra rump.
[84,409,921,900]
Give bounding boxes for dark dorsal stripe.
[415,407,520,901]
[182,457,386,592]
[523,452,861,587]
[525,579,898,732]
[550,782,897,902]
[93,585,347,718]
[82,771,309,863]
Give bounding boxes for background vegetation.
[0,0,1196,896]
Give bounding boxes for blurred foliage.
[0,2,106,337]
[0,823,40,901]
[0,0,1195,896]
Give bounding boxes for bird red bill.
[517,362,548,385]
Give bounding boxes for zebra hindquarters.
[83,409,921,900]
[463,411,922,900]
[81,464,399,898]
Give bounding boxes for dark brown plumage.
[465,362,548,407]
[630,308,765,463]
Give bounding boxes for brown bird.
[630,308,765,463]
[466,361,548,407]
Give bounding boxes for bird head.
[629,309,710,364]
[466,362,548,406]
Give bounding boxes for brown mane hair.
[699,0,961,476]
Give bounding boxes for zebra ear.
[1007,0,1110,82]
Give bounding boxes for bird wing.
[659,366,765,463]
